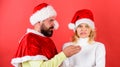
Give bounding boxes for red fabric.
[33,3,48,13]
[71,9,94,23]
[14,33,58,59]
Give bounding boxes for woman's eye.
[85,25,89,28]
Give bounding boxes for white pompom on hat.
[30,3,59,29]
[68,9,95,31]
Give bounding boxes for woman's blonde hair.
[71,27,96,44]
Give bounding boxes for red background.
[0,0,120,67]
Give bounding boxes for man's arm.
[22,52,66,67]
[22,45,80,67]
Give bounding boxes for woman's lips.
[80,32,87,35]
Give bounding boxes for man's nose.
[49,21,55,27]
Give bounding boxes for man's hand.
[63,45,81,57]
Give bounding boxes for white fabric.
[62,38,106,67]
[54,20,59,29]
[75,18,95,29]
[27,28,45,37]
[68,23,76,30]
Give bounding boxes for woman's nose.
[81,27,87,31]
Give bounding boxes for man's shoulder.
[24,33,43,39]
[19,33,39,42]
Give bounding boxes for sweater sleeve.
[95,43,106,67]
[60,42,74,67]
[22,52,67,67]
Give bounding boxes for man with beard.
[11,3,81,67]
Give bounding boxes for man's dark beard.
[41,24,54,37]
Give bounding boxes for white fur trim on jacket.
[30,6,57,25]
[11,55,48,67]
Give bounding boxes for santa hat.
[68,9,95,31]
[30,3,59,29]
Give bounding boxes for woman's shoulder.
[93,41,105,48]
[93,41,106,53]
[94,41,104,45]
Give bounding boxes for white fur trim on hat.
[11,55,48,67]
[68,23,75,30]
[30,6,57,25]
[75,18,95,29]
[54,20,59,30]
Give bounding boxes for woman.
[61,9,106,67]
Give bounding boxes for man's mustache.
[49,26,54,29]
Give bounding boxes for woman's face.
[76,23,91,38]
